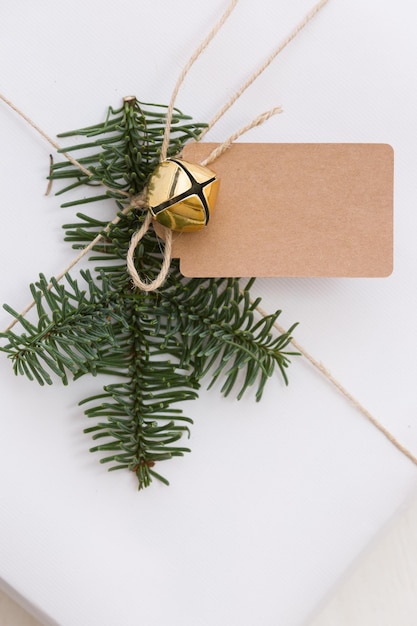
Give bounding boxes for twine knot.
[130,189,148,211]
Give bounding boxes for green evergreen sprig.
[0,97,298,489]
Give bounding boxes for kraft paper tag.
[170,143,393,277]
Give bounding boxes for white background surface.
[2,496,417,625]
[1,1,417,625]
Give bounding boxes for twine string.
[0,92,130,200]
[200,105,283,167]
[3,198,145,332]
[253,302,417,467]
[126,212,173,292]
[159,0,239,163]
[127,0,239,291]
[199,0,330,140]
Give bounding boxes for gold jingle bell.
[146,159,219,232]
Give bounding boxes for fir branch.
[1,96,299,489]
[80,305,199,490]
[159,274,298,400]
[0,271,125,385]
[50,99,207,200]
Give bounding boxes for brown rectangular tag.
[171,143,393,277]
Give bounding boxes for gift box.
[1,1,417,625]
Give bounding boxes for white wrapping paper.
[1,1,417,625]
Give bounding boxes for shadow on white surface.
[310,493,417,626]
[0,584,44,626]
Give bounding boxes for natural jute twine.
[2,0,417,469]
[126,0,327,290]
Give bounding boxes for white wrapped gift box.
[1,1,417,625]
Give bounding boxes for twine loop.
[126,211,173,292]
[124,187,173,292]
